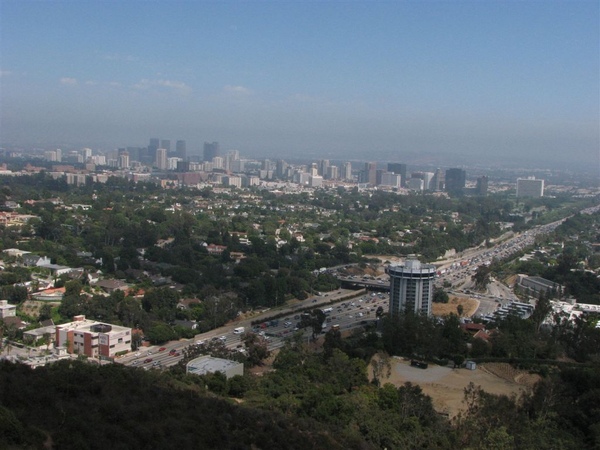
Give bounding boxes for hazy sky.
[1,1,598,168]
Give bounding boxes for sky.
[1,1,598,169]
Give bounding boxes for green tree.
[433,287,449,303]
[471,265,491,291]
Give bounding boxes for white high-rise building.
[516,177,544,198]
[309,175,323,187]
[212,156,224,169]
[407,178,424,192]
[386,257,436,316]
[118,153,130,169]
[327,165,339,180]
[168,157,182,170]
[155,148,168,170]
[380,172,401,188]
[81,148,93,160]
[343,162,353,181]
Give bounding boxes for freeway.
[118,205,600,370]
[116,288,388,370]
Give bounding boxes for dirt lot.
[370,356,538,417]
[432,296,479,318]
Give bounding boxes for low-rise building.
[55,315,132,358]
[0,300,16,318]
[517,274,563,297]
[186,355,244,379]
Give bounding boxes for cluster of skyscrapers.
[356,163,487,195]
[39,139,544,198]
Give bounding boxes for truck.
[233,327,245,335]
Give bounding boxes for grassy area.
[432,297,478,317]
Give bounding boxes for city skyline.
[1,1,598,170]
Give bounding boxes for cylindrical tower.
[386,256,436,316]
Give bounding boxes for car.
[131,360,138,366]
[169,349,177,355]
[152,361,159,366]
[284,321,292,327]
[159,347,167,352]
[134,352,141,357]
[219,336,227,341]
[144,358,153,363]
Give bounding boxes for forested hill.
[0,360,371,450]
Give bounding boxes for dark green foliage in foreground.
[0,360,369,450]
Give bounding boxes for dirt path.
[371,356,535,417]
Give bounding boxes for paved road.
[116,289,388,370]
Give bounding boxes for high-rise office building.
[319,159,330,177]
[175,140,186,160]
[309,163,318,177]
[118,152,129,169]
[276,160,288,179]
[148,138,160,164]
[386,257,436,316]
[445,168,466,194]
[203,142,220,162]
[516,177,544,198]
[380,172,401,188]
[126,147,141,162]
[160,140,171,154]
[431,168,445,191]
[155,148,168,170]
[327,165,339,180]
[212,156,224,169]
[360,162,377,185]
[476,176,489,196]
[387,163,407,187]
[343,162,353,181]
[81,148,93,161]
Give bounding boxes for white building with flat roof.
[186,355,244,379]
[517,177,544,198]
[55,315,132,358]
[0,300,16,319]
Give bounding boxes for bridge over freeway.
[337,276,390,292]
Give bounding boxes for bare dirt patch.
[432,296,479,318]
[479,362,541,388]
[370,355,534,417]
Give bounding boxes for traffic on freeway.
[117,290,389,370]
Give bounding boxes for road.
[116,289,389,370]
[118,204,600,369]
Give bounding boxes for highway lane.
[116,290,389,369]
[118,207,598,369]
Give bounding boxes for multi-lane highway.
[117,290,389,370]
[117,207,599,370]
